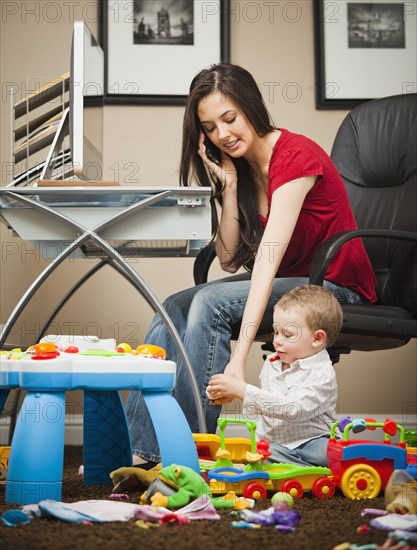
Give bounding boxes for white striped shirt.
[242,349,337,449]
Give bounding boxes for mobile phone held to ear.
[204,137,222,165]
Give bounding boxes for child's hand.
[206,373,247,404]
[206,384,227,405]
[206,386,217,401]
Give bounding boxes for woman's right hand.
[198,132,237,190]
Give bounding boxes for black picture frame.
[99,0,230,105]
[313,0,416,110]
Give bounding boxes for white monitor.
[70,21,104,180]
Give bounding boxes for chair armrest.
[310,229,417,286]
[193,242,217,285]
[194,230,417,286]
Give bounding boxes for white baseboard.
[1,413,416,446]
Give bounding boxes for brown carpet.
[0,446,397,550]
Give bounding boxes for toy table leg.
[5,391,66,504]
[83,390,132,484]
[143,391,199,472]
[0,389,10,416]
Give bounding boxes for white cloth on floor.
[21,499,140,523]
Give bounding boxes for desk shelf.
[12,73,71,185]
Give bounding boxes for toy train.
[193,417,417,501]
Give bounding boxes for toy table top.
[0,352,176,391]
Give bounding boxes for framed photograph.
[100,0,230,105]
[314,0,417,109]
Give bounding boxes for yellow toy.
[0,446,11,481]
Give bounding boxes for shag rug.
[0,446,399,550]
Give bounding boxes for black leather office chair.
[193,94,417,364]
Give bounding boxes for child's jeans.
[267,435,331,467]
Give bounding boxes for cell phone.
[204,137,222,165]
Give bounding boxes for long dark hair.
[179,63,276,270]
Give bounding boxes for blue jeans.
[125,274,363,462]
[267,436,331,467]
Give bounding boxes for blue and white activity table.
[0,351,199,505]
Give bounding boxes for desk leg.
[5,391,66,504]
[143,392,199,473]
[83,391,132,484]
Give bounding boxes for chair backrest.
[330,94,417,317]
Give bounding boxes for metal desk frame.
[1,186,212,433]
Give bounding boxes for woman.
[125,63,377,466]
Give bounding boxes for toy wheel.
[311,477,335,499]
[243,482,267,501]
[280,479,304,499]
[341,464,382,499]
[0,464,5,481]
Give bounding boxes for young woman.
[125,63,377,467]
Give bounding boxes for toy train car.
[207,463,335,500]
[193,418,334,501]
[327,418,416,499]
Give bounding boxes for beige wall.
[1,1,416,420]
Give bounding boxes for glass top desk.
[0,185,212,433]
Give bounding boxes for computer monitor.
[69,21,104,180]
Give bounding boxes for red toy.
[327,417,409,499]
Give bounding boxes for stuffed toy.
[110,463,250,510]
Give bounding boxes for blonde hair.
[274,285,343,347]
